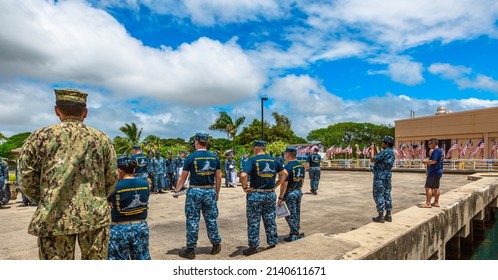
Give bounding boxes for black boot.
[385,211,392,222]
[211,243,221,255]
[372,212,385,223]
[243,246,258,256]
[179,248,196,259]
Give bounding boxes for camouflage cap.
[253,140,267,147]
[132,144,140,150]
[117,156,134,168]
[194,133,209,141]
[382,136,395,144]
[285,146,297,153]
[54,89,88,103]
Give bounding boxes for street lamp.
[261,97,268,141]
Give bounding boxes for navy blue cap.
[117,156,134,168]
[195,133,209,141]
[148,151,153,156]
[168,151,172,155]
[285,146,297,153]
[253,140,267,147]
[382,136,394,144]
[314,146,320,151]
[155,150,160,154]
[132,144,140,150]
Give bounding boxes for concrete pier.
[248,175,498,260]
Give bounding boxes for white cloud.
[429,63,498,92]
[302,0,498,50]
[92,0,289,26]
[0,0,265,106]
[369,59,425,86]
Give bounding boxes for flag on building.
[469,139,484,158]
[446,140,459,159]
[460,139,472,158]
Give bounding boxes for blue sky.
[1,0,498,140]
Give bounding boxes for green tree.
[113,122,143,155]
[142,135,162,153]
[0,132,6,142]
[267,140,288,156]
[0,132,32,158]
[209,111,246,140]
[236,112,305,146]
[307,122,394,147]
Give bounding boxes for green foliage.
[209,111,246,140]
[0,132,32,158]
[236,112,305,146]
[113,122,143,155]
[307,122,394,147]
[159,143,190,157]
[0,132,6,141]
[267,140,288,156]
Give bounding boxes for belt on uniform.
[110,219,147,225]
[251,188,275,193]
[310,166,321,169]
[189,185,215,189]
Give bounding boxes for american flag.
[446,140,459,159]
[346,145,353,155]
[469,139,484,158]
[491,141,497,158]
[363,145,368,155]
[460,140,472,158]
[325,146,335,158]
[393,147,399,158]
[398,145,406,159]
[335,146,343,154]
[419,144,426,159]
[298,146,306,154]
[408,145,414,159]
[355,144,362,156]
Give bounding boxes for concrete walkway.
[0,171,469,260]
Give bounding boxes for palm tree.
[209,112,246,140]
[142,135,162,153]
[113,122,143,155]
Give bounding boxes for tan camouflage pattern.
[38,226,109,260]
[54,88,88,103]
[18,119,118,237]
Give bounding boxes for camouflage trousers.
[37,226,109,260]
[309,167,321,191]
[284,189,302,236]
[246,192,278,247]
[166,172,177,188]
[373,178,392,212]
[225,170,236,186]
[153,173,166,191]
[185,188,221,249]
[108,222,151,260]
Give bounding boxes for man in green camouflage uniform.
[18,89,118,260]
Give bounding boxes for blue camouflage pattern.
[284,189,302,235]
[151,157,166,191]
[309,167,321,191]
[165,158,177,188]
[371,147,395,212]
[246,192,278,247]
[108,222,151,260]
[185,188,221,249]
[0,161,8,187]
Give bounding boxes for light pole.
[261,97,268,141]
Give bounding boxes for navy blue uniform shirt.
[183,150,221,186]
[108,178,149,223]
[243,154,284,189]
[284,160,305,191]
[428,147,444,178]
[131,152,148,174]
[307,153,321,167]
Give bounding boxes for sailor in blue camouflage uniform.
[174,133,222,259]
[151,151,166,193]
[131,145,149,182]
[240,152,249,181]
[276,152,285,165]
[306,147,322,195]
[0,159,9,208]
[280,146,305,241]
[240,140,288,256]
[176,151,186,175]
[146,151,154,188]
[108,156,151,260]
[165,151,177,190]
[224,153,236,187]
[369,136,395,223]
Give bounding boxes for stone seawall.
[248,176,498,260]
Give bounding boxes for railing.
[322,158,498,171]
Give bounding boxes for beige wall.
[395,107,498,159]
